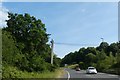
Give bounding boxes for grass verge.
[102,68,120,75]
[2,65,65,78]
[65,64,78,69]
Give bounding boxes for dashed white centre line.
[76,71,81,73]
[109,75,118,76]
[85,75,92,76]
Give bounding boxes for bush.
[79,62,86,69]
[2,31,22,66]
[2,65,22,78]
[26,56,56,72]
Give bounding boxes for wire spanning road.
[62,68,120,80]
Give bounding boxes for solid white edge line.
[65,70,70,80]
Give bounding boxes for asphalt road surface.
[62,68,120,80]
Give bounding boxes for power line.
[54,42,98,46]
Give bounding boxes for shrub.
[79,62,86,69]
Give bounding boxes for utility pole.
[50,39,54,65]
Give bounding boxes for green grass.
[2,65,65,78]
[65,64,79,69]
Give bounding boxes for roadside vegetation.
[2,65,64,78]
[2,12,62,78]
[65,64,79,69]
[61,42,120,75]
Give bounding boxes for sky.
[1,2,118,58]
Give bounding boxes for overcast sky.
[1,2,118,58]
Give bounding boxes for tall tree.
[97,42,109,52]
[3,13,52,72]
[4,13,50,57]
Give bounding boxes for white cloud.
[0,4,9,28]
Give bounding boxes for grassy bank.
[101,68,120,75]
[65,64,78,69]
[2,65,65,78]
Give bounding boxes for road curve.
[63,68,120,80]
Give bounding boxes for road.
[62,68,120,80]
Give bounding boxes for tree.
[61,52,75,64]
[53,55,62,67]
[109,43,119,56]
[96,50,106,61]
[79,62,86,69]
[2,30,22,66]
[85,53,96,66]
[3,13,53,72]
[4,13,50,56]
[97,42,109,53]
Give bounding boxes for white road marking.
[85,75,92,76]
[76,71,81,73]
[65,70,70,80]
[98,73,105,74]
[109,75,118,76]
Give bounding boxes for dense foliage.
[61,42,120,74]
[2,13,61,78]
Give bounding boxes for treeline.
[2,13,61,78]
[61,42,120,74]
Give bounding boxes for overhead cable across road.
[54,42,98,46]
